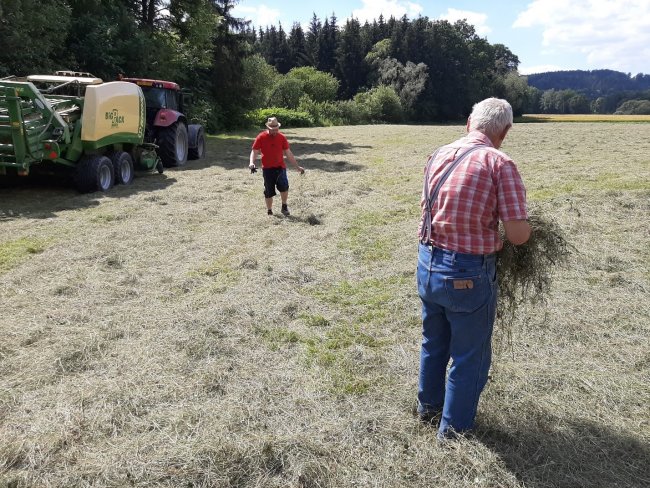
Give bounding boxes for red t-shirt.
[252,131,289,168]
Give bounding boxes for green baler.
[0,73,161,192]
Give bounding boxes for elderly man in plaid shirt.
[416,98,531,441]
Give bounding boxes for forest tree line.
[527,70,650,96]
[1,0,648,132]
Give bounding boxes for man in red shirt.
[249,117,304,216]
[416,98,531,441]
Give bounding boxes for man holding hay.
[416,98,531,441]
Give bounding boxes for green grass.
[255,325,305,349]
[253,319,382,395]
[309,277,403,310]
[343,209,411,262]
[300,313,331,327]
[0,237,47,274]
[305,323,383,395]
[321,322,382,350]
[528,174,650,200]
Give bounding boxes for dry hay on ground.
[1,122,649,488]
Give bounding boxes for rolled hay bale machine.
[0,72,162,192]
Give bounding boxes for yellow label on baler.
[81,82,144,142]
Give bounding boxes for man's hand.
[249,163,257,173]
[503,219,531,245]
[297,166,305,175]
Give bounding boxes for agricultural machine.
[120,77,206,167]
[0,71,205,193]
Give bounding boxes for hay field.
[520,114,650,122]
[1,122,649,487]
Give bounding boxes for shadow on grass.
[477,414,650,488]
[292,141,373,156]
[287,135,320,142]
[0,171,176,221]
[193,136,369,173]
[0,132,368,220]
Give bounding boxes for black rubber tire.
[74,155,114,193]
[111,151,134,185]
[188,126,206,160]
[158,122,188,167]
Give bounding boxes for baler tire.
[158,122,189,167]
[111,152,134,185]
[188,127,206,160]
[75,155,115,193]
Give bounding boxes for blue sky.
[232,0,650,75]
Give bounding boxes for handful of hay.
[496,206,572,334]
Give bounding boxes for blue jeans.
[416,243,497,435]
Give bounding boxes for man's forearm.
[284,150,299,167]
[249,150,259,166]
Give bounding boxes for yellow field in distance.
[519,114,650,122]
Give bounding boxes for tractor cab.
[120,77,205,167]
[121,78,184,130]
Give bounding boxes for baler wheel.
[111,151,134,185]
[75,155,115,193]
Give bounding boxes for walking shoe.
[436,429,465,444]
[413,403,442,426]
[418,410,442,426]
[281,204,290,216]
[267,209,273,215]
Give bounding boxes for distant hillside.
[526,69,650,98]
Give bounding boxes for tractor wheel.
[111,151,134,185]
[158,122,189,167]
[75,155,114,193]
[188,125,206,160]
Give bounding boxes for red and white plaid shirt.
[418,131,528,255]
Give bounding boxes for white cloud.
[438,8,491,36]
[514,0,650,73]
[518,64,565,75]
[351,0,423,23]
[232,4,282,29]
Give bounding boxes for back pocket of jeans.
[443,275,489,313]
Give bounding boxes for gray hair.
[468,98,513,138]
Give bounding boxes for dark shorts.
[262,167,289,198]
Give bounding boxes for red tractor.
[121,77,206,167]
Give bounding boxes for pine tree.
[306,14,322,67]
[275,23,292,73]
[317,14,339,74]
[289,23,310,68]
[336,18,366,99]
